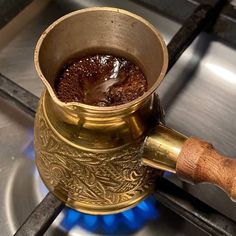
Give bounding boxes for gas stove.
[0,0,236,235]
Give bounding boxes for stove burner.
[26,133,160,235]
[60,196,159,235]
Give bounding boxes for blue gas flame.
[22,129,35,161]
[60,196,160,235]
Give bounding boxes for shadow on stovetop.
[160,33,211,112]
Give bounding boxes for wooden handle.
[176,137,236,201]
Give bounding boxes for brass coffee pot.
[34,7,236,215]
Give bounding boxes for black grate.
[14,193,64,236]
[0,0,236,235]
[136,0,236,48]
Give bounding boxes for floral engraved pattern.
[34,99,160,210]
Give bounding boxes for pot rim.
[34,7,168,113]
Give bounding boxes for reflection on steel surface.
[205,62,236,85]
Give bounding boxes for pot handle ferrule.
[142,124,236,201]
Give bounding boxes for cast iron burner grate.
[0,0,236,235]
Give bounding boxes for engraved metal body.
[34,91,163,214]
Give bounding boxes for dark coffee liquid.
[54,54,148,106]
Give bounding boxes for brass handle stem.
[142,125,187,173]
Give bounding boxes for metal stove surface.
[0,0,236,235]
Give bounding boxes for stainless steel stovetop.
[0,0,236,235]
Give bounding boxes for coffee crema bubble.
[54,54,148,106]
